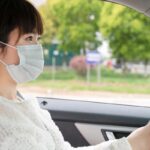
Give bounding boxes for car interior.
[26,0,150,147]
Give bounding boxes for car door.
[37,97,149,147]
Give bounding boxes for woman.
[0,0,150,150]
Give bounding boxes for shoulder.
[0,98,38,126]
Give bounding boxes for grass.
[22,67,150,94]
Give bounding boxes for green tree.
[50,0,102,52]
[99,2,150,72]
[39,0,61,47]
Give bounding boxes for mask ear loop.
[0,41,16,66]
[0,41,16,49]
[0,59,7,66]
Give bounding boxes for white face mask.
[0,41,44,83]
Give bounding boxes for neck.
[0,64,17,100]
[0,81,17,100]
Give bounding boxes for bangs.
[0,0,44,48]
[17,1,43,36]
[6,0,44,36]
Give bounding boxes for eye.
[38,36,41,40]
[37,36,42,42]
[25,36,33,42]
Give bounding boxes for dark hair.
[0,0,43,52]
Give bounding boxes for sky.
[32,0,47,7]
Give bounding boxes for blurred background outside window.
[19,0,150,107]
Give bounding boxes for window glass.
[19,0,150,107]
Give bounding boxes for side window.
[20,0,150,107]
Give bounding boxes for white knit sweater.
[0,96,132,150]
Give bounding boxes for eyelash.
[25,36,41,42]
[38,37,41,41]
[26,36,33,41]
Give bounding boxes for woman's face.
[0,28,41,65]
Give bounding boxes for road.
[18,86,150,107]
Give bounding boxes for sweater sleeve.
[0,132,49,150]
[39,108,132,150]
[63,137,132,150]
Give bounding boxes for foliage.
[39,0,61,47]
[99,3,150,65]
[39,0,150,69]
[40,0,102,52]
